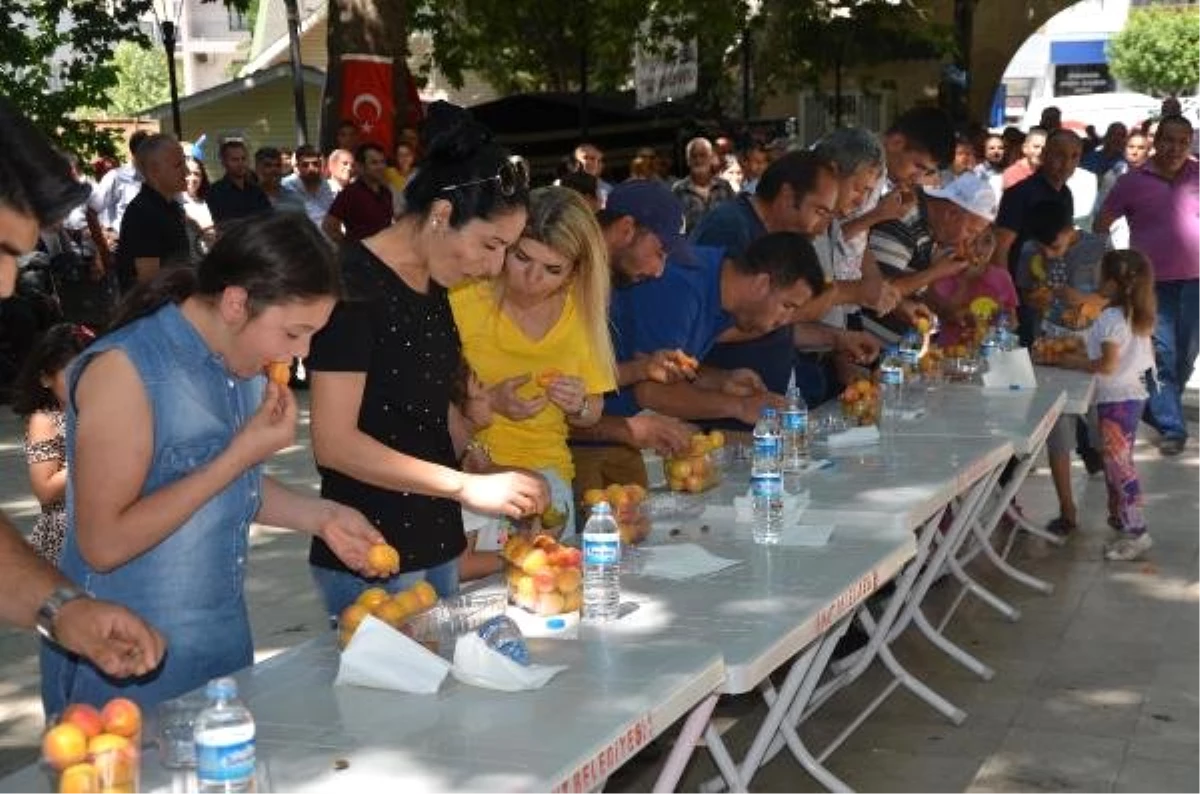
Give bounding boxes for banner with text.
[634,35,698,109]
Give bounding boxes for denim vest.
[41,302,264,715]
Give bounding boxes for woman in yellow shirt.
[450,187,617,557]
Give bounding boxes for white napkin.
[636,543,740,581]
[826,425,881,448]
[334,616,451,693]
[777,523,836,547]
[982,348,1038,390]
[450,633,568,691]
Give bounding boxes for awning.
[1050,40,1108,66]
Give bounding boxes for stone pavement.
[0,393,1196,792]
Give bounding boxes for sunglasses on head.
[440,157,528,198]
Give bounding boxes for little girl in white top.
[1061,250,1157,561]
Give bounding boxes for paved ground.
[0,392,1196,792]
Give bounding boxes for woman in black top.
[306,103,549,617]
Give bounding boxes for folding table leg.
[653,693,720,793]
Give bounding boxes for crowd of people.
[0,91,1194,719]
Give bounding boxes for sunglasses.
[440,157,528,198]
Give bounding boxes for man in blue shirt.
[617,232,827,426]
[691,150,881,414]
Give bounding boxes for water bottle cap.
[206,676,237,699]
[591,501,612,515]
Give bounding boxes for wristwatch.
[36,586,91,643]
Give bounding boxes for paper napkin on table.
[636,543,740,580]
[777,523,836,547]
[826,425,881,448]
[334,616,450,693]
[451,633,567,692]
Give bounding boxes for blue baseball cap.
[604,180,694,265]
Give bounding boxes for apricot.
[42,723,88,771]
[667,477,685,492]
[581,488,606,507]
[535,368,562,388]
[535,592,566,616]
[514,574,537,603]
[708,430,726,449]
[605,484,631,508]
[265,360,291,387]
[392,590,421,617]
[365,543,401,577]
[61,704,103,739]
[555,567,582,594]
[99,699,140,740]
[684,475,705,493]
[667,460,693,480]
[87,733,130,756]
[92,741,137,788]
[521,548,550,574]
[533,570,558,594]
[623,483,646,503]
[563,589,582,613]
[339,603,370,633]
[356,587,389,611]
[371,599,409,627]
[58,762,98,793]
[411,580,438,609]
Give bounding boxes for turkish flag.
[340,54,394,153]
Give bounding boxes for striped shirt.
[868,191,934,278]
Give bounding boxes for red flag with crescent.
[340,54,394,153]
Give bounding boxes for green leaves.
[0,0,153,157]
[1108,6,1199,99]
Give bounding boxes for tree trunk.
[321,0,415,152]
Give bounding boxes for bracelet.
[36,586,91,644]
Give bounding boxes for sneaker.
[1160,437,1186,456]
[1104,533,1153,561]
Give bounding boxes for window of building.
[227,8,249,31]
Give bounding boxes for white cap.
[924,172,998,222]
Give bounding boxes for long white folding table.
[630,433,1012,792]
[0,634,724,793]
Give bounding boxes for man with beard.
[281,144,337,230]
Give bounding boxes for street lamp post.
[161,19,183,139]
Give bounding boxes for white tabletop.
[891,384,1066,456]
[1,635,723,794]
[1032,366,1095,415]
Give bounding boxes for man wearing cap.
[870,171,997,300]
[568,180,705,494]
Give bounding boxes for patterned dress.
[24,410,66,563]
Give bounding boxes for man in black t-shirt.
[114,134,190,291]
[207,139,271,229]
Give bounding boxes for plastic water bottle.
[781,385,809,472]
[751,471,784,545]
[194,678,256,793]
[898,330,926,413]
[980,320,1000,361]
[899,330,923,377]
[581,502,621,622]
[477,615,530,665]
[996,310,1018,351]
[878,346,905,433]
[752,407,781,477]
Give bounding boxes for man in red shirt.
[322,143,394,244]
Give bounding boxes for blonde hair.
[1100,249,1156,336]
[496,186,617,381]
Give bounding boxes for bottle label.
[782,411,807,433]
[753,436,780,458]
[751,474,782,498]
[197,725,256,784]
[583,536,621,565]
[879,367,903,386]
[900,350,920,366]
[981,340,997,358]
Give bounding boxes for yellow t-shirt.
[450,281,615,483]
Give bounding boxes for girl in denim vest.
[41,213,386,715]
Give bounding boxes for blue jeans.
[310,558,460,625]
[1145,280,1199,441]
